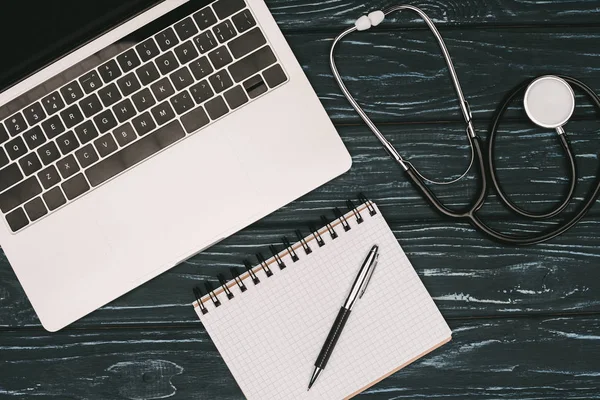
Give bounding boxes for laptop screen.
[0,0,160,92]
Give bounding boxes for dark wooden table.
[2,1,600,398]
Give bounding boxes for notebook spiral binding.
[193,194,377,314]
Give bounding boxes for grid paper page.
[197,203,451,399]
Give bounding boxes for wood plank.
[1,316,600,398]
[287,28,600,124]
[3,215,600,328]
[267,0,600,29]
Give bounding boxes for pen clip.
[359,253,378,299]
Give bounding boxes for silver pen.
[308,245,380,390]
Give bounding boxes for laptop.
[0,0,351,331]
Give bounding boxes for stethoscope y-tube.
[331,5,600,246]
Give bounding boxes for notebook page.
[197,203,451,399]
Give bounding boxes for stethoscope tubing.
[330,5,600,246]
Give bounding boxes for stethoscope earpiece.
[524,75,575,133]
[355,10,385,31]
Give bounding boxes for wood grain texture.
[288,28,600,124]
[2,216,600,328]
[2,316,600,399]
[266,0,600,29]
[3,1,600,398]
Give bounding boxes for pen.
[308,244,380,390]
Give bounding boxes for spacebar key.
[86,120,185,187]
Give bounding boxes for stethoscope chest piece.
[524,75,575,131]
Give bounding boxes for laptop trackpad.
[91,127,258,274]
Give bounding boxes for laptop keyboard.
[0,0,288,233]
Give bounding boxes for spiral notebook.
[192,197,451,399]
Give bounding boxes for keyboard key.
[6,137,27,160]
[232,9,256,33]
[37,142,61,165]
[208,46,233,70]
[57,131,79,155]
[229,46,276,82]
[60,81,84,105]
[156,51,179,75]
[99,59,122,83]
[43,187,66,211]
[0,176,42,213]
[41,115,66,139]
[263,64,287,88]
[98,83,122,107]
[174,41,199,65]
[41,91,65,115]
[181,106,210,134]
[62,174,90,200]
[205,96,229,120]
[94,133,118,158]
[190,80,214,104]
[23,102,46,126]
[74,120,99,145]
[0,123,8,144]
[80,93,103,118]
[116,49,141,73]
[19,153,42,176]
[0,148,8,168]
[136,38,161,62]
[113,98,137,123]
[6,208,28,232]
[132,112,156,136]
[151,77,175,102]
[136,62,161,86]
[117,73,142,97]
[24,197,47,222]
[228,28,266,59]
[94,110,118,133]
[60,104,84,129]
[79,70,103,94]
[132,88,156,112]
[193,7,218,30]
[86,120,185,187]
[0,163,23,192]
[38,165,61,189]
[209,70,233,94]
[213,20,237,43]
[4,113,27,136]
[56,154,80,179]
[151,102,176,125]
[224,85,248,110]
[243,74,268,98]
[75,144,99,169]
[170,67,194,91]
[113,123,137,147]
[23,126,46,150]
[213,0,245,19]
[170,91,195,115]
[194,31,218,54]
[189,56,214,80]
[155,27,179,51]
[174,17,198,40]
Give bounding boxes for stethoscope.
[330,5,600,246]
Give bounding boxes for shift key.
[0,176,42,213]
[228,46,276,83]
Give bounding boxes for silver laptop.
[0,0,351,331]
